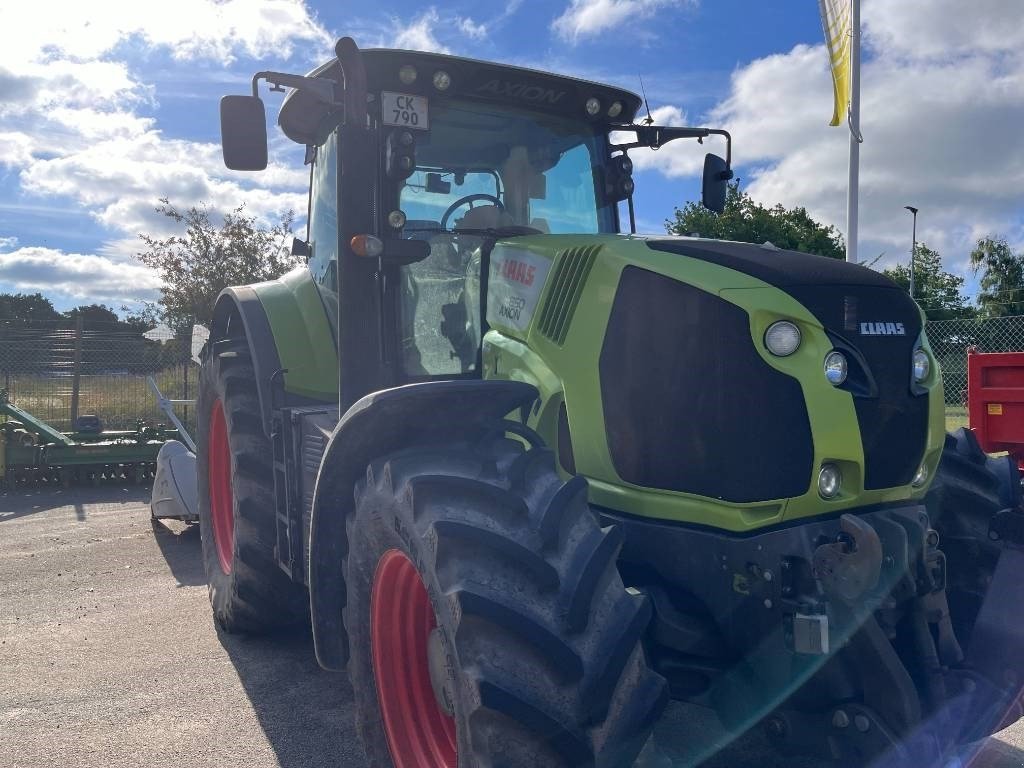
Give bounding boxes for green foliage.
[0,292,60,321]
[970,236,1024,317]
[666,181,845,259]
[882,244,976,322]
[135,199,301,329]
[63,303,120,326]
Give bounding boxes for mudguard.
[307,379,539,670]
[209,270,336,437]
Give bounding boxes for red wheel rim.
[371,549,457,768]
[207,398,234,575]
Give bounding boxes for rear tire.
[345,434,667,767]
[197,338,306,633]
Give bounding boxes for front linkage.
[610,492,1024,764]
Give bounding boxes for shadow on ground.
[151,518,206,587]
[219,625,362,767]
[0,484,151,521]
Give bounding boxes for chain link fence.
[2,313,1021,441]
[0,319,197,435]
[927,315,1024,408]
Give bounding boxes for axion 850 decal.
[487,247,552,334]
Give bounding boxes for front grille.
[600,267,813,503]
[537,246,600,344]
[790,285,927,489]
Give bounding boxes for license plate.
[381,92,429,130]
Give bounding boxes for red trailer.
[968,348,1024,471]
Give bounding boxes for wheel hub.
[427,627,455,717]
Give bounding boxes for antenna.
[639,76,654,125]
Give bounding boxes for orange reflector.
[350,234,383,258]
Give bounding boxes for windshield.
[396,99,615,234]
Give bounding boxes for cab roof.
[279,46,643,146]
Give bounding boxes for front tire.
[197,338,306,633]
[345,434,667,767]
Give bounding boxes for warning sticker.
[988,403,1004,415]
[487,247,552,333]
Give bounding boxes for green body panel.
[482,234,945,532]
[250,267,338,402]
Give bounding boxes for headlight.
[432,70,451,91]
[398,65,417,85]
[824,351,848,385]
[913,348,930,382]
[764,321,801,357]
[912,463,929,487]
[607,101,623,118]
[818,464,842,499]
[585,97,601,116]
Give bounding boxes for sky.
[0,0,1021,313]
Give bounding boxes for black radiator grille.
[600,267,813,503]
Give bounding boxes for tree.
[136,199,301,328]
[64,303,120,326]
[970,236,1024,317]
[882,244,976,322]
[666,180,845,259]
[0,292,61,322]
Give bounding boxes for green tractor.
[194,37,1024,766]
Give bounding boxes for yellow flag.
[819,0,852,126]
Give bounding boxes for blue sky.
[1,0,1021,313]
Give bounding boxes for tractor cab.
[221,38,731,401]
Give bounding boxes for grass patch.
[945,406,968,433]
[3,367,197,434]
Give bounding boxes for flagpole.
[846,0,861,263]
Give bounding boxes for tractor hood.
[482,233,943,530]
[644,237,895,290]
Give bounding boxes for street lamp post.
[904,205,918,298]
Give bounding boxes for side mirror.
[701,153,732,214]
[220,95,268,171]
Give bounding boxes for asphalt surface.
[3,486,1024,768]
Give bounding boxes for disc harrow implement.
[0,388,177,488]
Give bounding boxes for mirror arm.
[610,125,732,170]
[706,128,732,169]
[251,71,339,105]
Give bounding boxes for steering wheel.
[440,193,504,230]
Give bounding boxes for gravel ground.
[3,486,1024,767]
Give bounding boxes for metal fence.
[0,319,196,434]
[1,313,1022,437]
[927,315,1024,406]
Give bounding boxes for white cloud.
[0,0,330,68]
[864,0,1024,60]
[457,17,488,40]
[0,247,162,303]
[0,0,316,305]
[0,236,18,250]
[392,8,451,54]
[632,3,1024,285]
[553,0,695,43]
